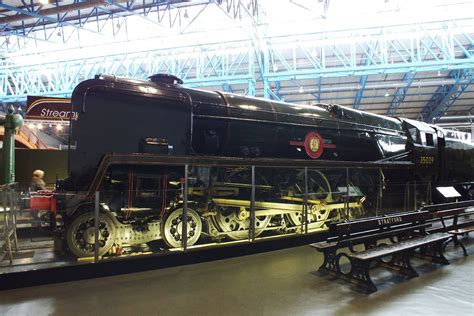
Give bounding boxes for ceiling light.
[57,30,62,37]
[56,125,63,131]
[437,70,441,76]
[183,9,189,19]
[28,123,34,129]
[273,65,278,72]
[299,86,304,93]
[39,0,49,4]
[384,91,390,97]
[37,123,43,130]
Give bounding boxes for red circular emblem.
[304,131,324,159]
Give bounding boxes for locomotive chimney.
[149,74,183,85]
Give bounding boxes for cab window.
[425,133,435,147]
[409,128,421,144]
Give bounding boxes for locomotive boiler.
[51,73,473,258]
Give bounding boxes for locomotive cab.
[400,118,438,173]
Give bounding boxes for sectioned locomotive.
[38,74,473,258]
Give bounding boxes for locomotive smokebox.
[68,75,192,190]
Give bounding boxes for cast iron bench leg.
[349,258,377,293]
[450,235,469,256]
[318,249,339,274]
[420,241,450,264]
[380,250,418,278]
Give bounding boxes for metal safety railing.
[0,183,19,264]
[17,125,49,149]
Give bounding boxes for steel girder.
[0,1,258,49]
[420,69,474,123]
[0,40,255,102]
[353,37,380,109]
[386,71,416,116]
[0,1,116,47]
[1,20,474,109]
[419,43,474,122]
[265,22,474,81]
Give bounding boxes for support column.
[2,105,23,184]
[471,122,473,142]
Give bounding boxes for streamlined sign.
[26,96,77,121]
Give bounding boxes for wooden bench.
[433,207,474,256]
[310,211,451,293]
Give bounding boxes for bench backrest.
[433,207,469,218]
[329,211,431,240]
[421,200,474,213]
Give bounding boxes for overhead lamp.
[28,123,34,129]
[437,70,441,76]
[39,0,49,4]
[37,123,43,130]
[273,64,278,72]
[183,9,189,19]
[299,86,304,93]
[57,30,62,37]
[56,125,63,131]
[384,90,390,97]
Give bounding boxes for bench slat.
[434,208,474,218]
[349,233,451,261]
[310,241,338,249]
[311,223,429,251]
[448,226,474,235]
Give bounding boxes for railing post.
[250,166,256,242]
[376,168,383,216]
[345,167,350,219]
[413,181,417,211]
[94,191,99,262]
[303,167,308,234]
[182,164,189,250]
[9,187,18,251]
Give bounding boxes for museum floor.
[0,239,473,316]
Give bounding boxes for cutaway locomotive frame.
[60,154,410,258]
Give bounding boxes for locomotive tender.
[52,74,473,257]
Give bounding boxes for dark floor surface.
[0,239,473,316]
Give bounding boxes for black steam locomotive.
[53,74,473,257]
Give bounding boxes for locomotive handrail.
[96,153,414,169]
[376,151,410,162]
